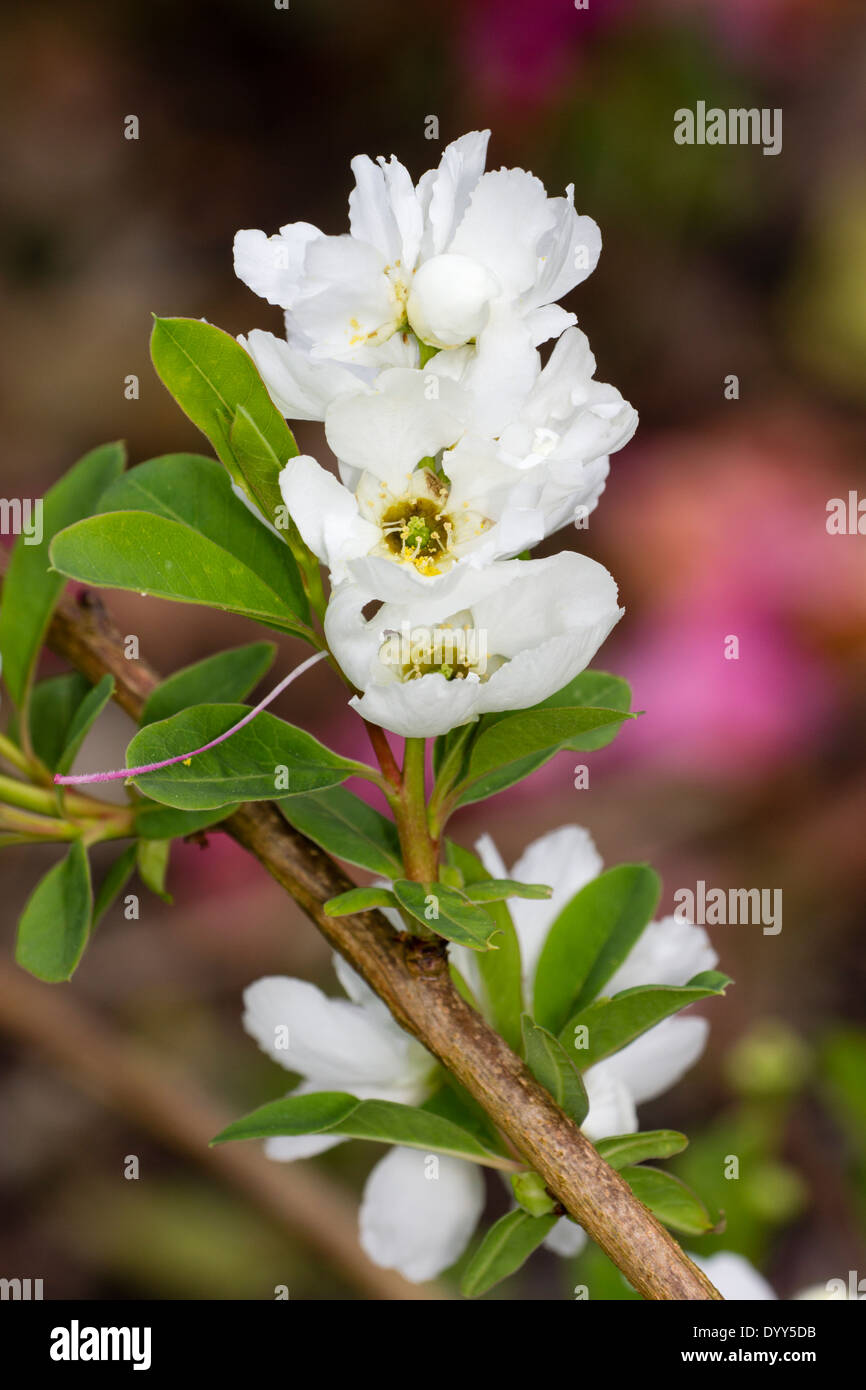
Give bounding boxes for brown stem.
[34,582,721,1301]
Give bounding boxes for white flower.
[242,957,435,1161]
[234,130,600,369]
[692,1251,856,1300]
[243,822,719,1282]
[276,326,635,596]
[691,1252,777,1301]
[359,1147,485,1283]
[324,550,624,738]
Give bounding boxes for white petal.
[450,169,557,298]
[599,1017,709,1106]
[418,130,490,257]
[581,1066,638,1141]
[349,153,418,264]
[544,1218,587,1258]
[506,826,604,992]
[279,455,378,582]
[359,1147,485,1282]
[474,832,509,881]
[521,190,601,310]
[241,329,364,422]
[292,235,401,361]
[458,300,539,437]
[524,304,577,346]
[605,916,718,996]
[325,367,466,492]
[351,671,484,740]
[471,554,624,713]
[233,222,321,308]
[242,976,419,1090]
[692,1252,777,1301]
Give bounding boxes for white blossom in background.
[325,551,624,738]
[241,824,719,1282]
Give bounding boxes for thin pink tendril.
[54,649,328,786]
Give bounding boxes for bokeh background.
[1,0,865,1299]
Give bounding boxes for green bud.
[510,1170,556,1217]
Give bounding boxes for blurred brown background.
[1,0,865,1299]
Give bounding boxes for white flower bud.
[407,253,499,349]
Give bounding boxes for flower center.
[381,497,454,575]
[378,621,502,683]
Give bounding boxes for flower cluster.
[243,825,718,1282]
[234,131,636,737]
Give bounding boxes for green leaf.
[595,1131,689,1170]
[135,803,240,840]
[621,1166,716,1236]
[563,973,734,1069]
[279,786,403,878]
[96,453,307,622]
[533,865,661,1034]
[323,886,397,917]
[456,671,633,807]
[464,878,552,903]
[92,844,138,928]
[124,704,358,810]
[212,1094,504,1165]
[51,511,310,638]
[56,674,115,776]
[521,1014,589,1126]
[15,839,92,982]
[421,1082,510,1158]
[24,672,90,770]
[460,1209,558,1298]
[467,707,633,781]
[445,841,523,1050]
[141,642,276,726]
[211,1091,359,1144]
[526,670,633,752]
[392,879,501,951]
[150,317,298,530]
[228,404,296,538]
[0,442,125,707]
[136,838,172,903]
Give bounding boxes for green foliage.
[141,642,276,726]
[564,972,733,1068]
[280,786,403,878]
[213,1093,506,1165]
[620,1166,717,1237]
[392,879,501,950]
[450,671,633,807]
[51,454,310,638]
[150,317,297,531]
[446,841,523,1050]
[15,839,92,982]
[324,886,397,917]
[0,442,125,708]
[521,1014,589,1126]
[125,704,359,809]
[533,865,661,1034]
[136,837,172,903]
[461,1209,558,1298]
[595,1131,689,1170]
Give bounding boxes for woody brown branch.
[40,583,721,1301]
